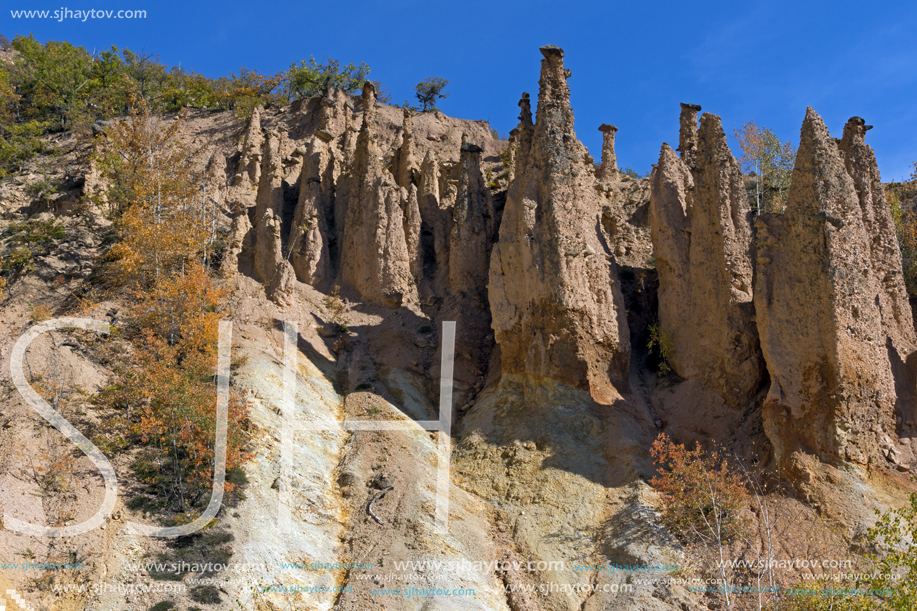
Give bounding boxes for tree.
[95,99,216,284]
[286,56,369,100]
[121,48,166,106]
[859,492,917,610]
[11,35,93,129]
[93,99,249,518]
[415,77,449,112]
[888,162,917,296]
[734,121,796,214]
[650,434,750,611]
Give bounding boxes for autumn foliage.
[649,433,749,544]
[96,101,249,516]
[734,121,796,214]
[96,100,218,285]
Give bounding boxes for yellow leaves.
[96,99,215,288]
[733,120,796,213]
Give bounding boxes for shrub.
[0,120,50,177]
[647,321,675,376]
[104,266,250,514]
[649,433,749,544]
[859,493,917,610]
[286,56,369,100]
[324,285,347,333]
[190,585,222,604]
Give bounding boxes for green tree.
[415,77,449,112]
[11,35,94,128]
[734,121,796,214]
[122,48,167,106]
[888,162,917,296]
[860,492,917,609]
[286,56,369,100]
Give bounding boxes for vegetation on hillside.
[888,161,917,296]
[90,100,250,521]
[649,433,917,610]
[734,121,796,214]
[0,33,387,177]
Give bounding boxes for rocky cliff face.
[754,108,915,473]
[336,83,418,308]
[649,109,763,407]
[488,45,630,402]
[7,42,917,611]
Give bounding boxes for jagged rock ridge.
[488,45,631,401]
[755,109,917,472]
[649,106,764,407]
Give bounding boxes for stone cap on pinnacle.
[599,124,618,133]
[680,103,702,111]
[539,45,564,59]
[847,116,873,131]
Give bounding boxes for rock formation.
[395,108,417,190]
[418,149,450,291]
[512,93,534,179]
[253,210,284,287]
[598,124,618,176]
[251,131,287,284]
[838,117,917,357]
[220,209,251,278]
[238,105,264,184]
[289,137,335,286]
[754,108,911,470]
[449,142,491,296]
[677,103,701,167]
[253,130,285,223]
[649,111,763,406]
[337,82,418,308]
[488,45,630,400]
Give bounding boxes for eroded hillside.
[1,44,916,611]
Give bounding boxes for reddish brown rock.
[337,82,418,308]
[598,124,618,176]
[677,103,701,166]
[488,45,630,400]
[755,108,903,469]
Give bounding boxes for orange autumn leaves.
[649,433,749,544]
[97,100,216,285]
[98,101,248,514]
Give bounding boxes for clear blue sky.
[4,0,916,180]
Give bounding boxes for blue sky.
[4,0,917,180]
